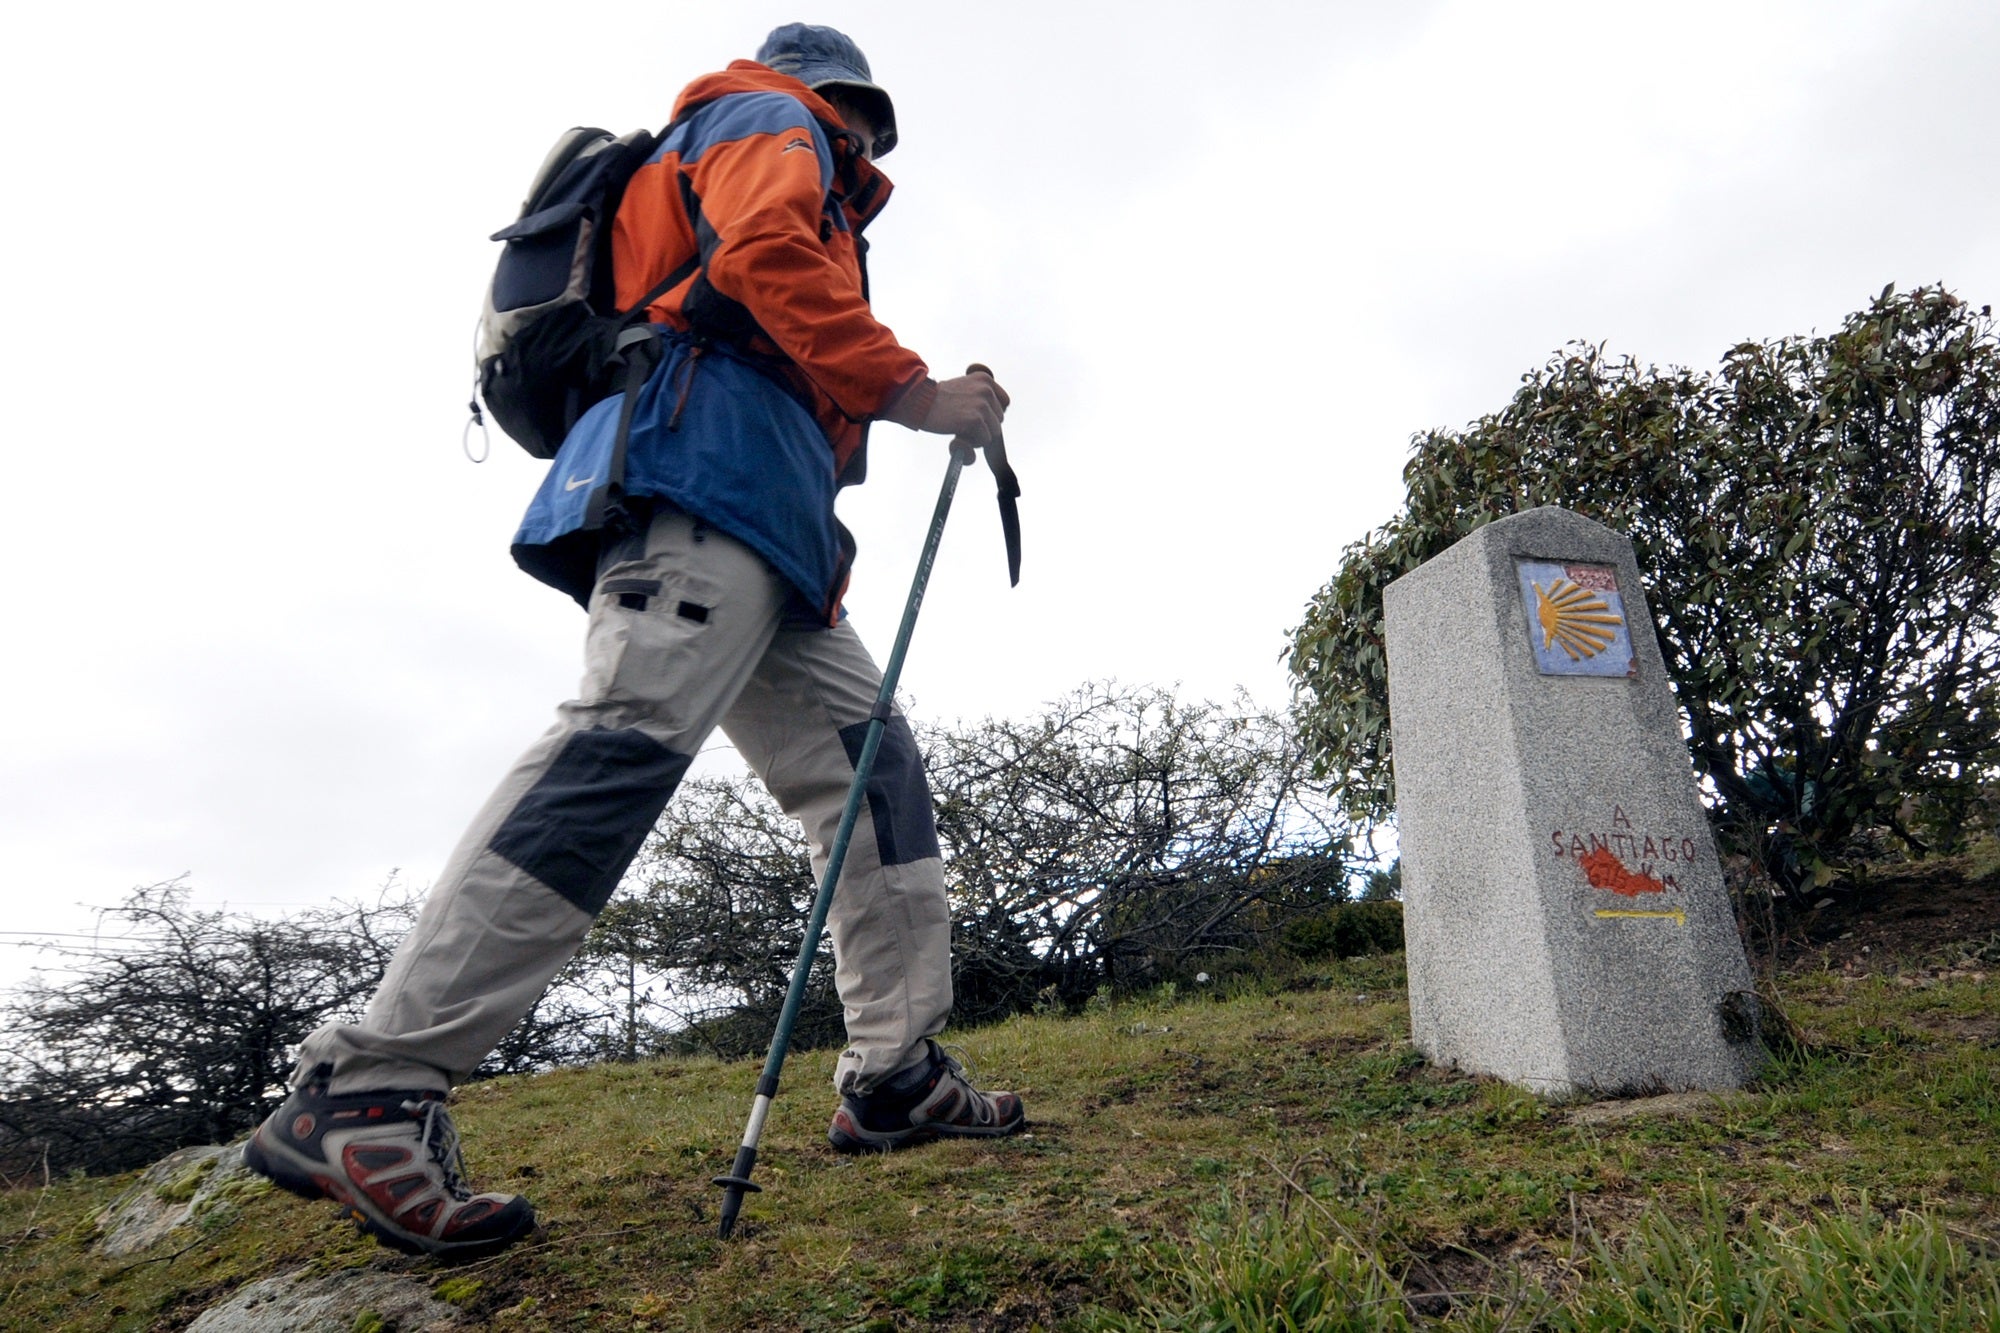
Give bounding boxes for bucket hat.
[756,23,898,155]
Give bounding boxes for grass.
[1106,1184,2000,1332]
[2,947,1996,1330]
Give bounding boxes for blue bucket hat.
[756,23,898,156]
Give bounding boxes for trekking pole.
[713,366,995,1240]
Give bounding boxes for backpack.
[470,125,696,459]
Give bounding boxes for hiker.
[244,23,1025,1257]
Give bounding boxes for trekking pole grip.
[953,364,994,465]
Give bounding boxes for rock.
[185,1268,466,1332]
[96,1142,260,1258]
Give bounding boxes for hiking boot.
[827,1040,1026,1153]
[242,1068,535,1257]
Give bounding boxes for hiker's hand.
[921,369,1009,451]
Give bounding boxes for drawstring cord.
[667,343,706,432]
[462,399,491,463]
[463,318,491,462]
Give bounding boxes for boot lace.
[937,1042,979,1081]
[402,1097,473,1201]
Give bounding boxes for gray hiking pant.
[295,506,952,1098]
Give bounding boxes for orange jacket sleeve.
[680,113,926,420]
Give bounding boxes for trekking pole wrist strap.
[985,435,1022,587]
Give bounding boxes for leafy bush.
[1280,901,1405,962]
[1289,286,2000,900]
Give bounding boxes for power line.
[0,931,173,940]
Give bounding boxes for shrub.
[1290,286,2000,904]
[1280,901,1405,962]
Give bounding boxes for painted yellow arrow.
[1594,907,1687,926]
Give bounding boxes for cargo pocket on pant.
[578,576,721,733]
[602,577,663,612]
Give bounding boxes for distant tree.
[1288,286,2000,907]
[608,683,1357,1052]
[1278,899,1405,962]
[0,882,410,1175]
[927,683,1353,1011]
[598,776,841,1061]
[1360,859,1402,902]
[0,880,610,1176]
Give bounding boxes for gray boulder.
[96,1142,258,1258]
[185,1268,466,1332]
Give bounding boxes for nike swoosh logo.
[564,475,597,492]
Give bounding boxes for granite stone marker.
[1383,506,1761,1095]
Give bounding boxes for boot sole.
[827,1109,1027,1154]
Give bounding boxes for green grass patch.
[1109,1203,1412,1332]
[1111,1185,2000,1330]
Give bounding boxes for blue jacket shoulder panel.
[657,92,834,189]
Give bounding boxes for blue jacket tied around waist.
[511,331,847,616]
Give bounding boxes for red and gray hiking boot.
[242,1067,534,1257]
[827,1040,1027,1153]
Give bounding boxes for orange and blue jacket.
[511,61,936,618]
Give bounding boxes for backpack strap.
[600,253,702,500]
[593,100,720,499]
[621,253,701,324]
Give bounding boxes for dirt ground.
[1768,855,2000,974]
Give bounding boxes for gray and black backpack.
[470,125,694,459]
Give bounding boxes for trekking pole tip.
[713,1174,759,1239]
[712,1150,761,1240]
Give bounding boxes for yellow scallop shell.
[1533,578,1623,660]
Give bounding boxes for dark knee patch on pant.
[488,728,692,915]
[837,715,941,867]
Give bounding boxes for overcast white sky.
[2,1,1996,990]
